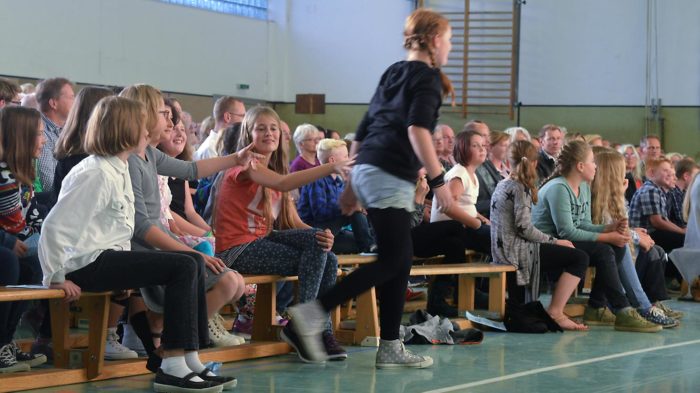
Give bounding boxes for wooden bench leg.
[353,288,379,345]
[488,273,507,318]
[251,283,277,341]
[48,298,71,369]
[457,275,475,315]
[84,295,109,379]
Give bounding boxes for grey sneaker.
[376,339,433,369]
[583,306,616,326]
[654,301,684,320]
[286,301,329,363]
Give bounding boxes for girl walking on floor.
[286,8,455,368]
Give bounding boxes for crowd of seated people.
[1,74,699,391]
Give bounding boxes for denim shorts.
[351,164,415,212]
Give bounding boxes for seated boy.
[297,139,375,254]
[630,157,686,251]
[667,158,699,228]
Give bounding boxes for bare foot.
[550,313,589,331]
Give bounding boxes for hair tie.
[521,156,528,162]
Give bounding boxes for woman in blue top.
[532,140,660,332]
[284,9,455,368]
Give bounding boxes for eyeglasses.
[9,100,21,106]
[303,138,323,143]
[158,110,171,119]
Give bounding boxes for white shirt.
[430,163,479,223]
[194,129,219,160]
[39,155,135,285]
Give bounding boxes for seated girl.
[531,140,660,333]
[0,107,46,256]
[490,140,588,330]
[39,96,239,392]
[156,104,214,255]
[214,106,350,363]
[119,84,256,353]
[591,148,679,327]
[430,130,491,255]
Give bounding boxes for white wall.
[284,0,411,103]
[519,0,700,106]
[0,0,278,100]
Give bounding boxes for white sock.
[161,356,203,382]
[185,351,215,377]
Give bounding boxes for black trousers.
[650,229,685,280]
[507,243,590,305]
[66,250,209,351]
[412,220,466,263]
[635,246,669,302]
[0,249,42,345]
[319,208,412,340]
[572,241,629,310]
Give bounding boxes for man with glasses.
[36,77,75,193]
[640,135,663,181]
[194,96,245,160]
[0,78,21,109]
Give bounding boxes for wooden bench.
[333,257,516,345]
[0,274,302,392]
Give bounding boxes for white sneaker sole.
[376,356,434,369]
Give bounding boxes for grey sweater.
[128,146,198,249]
[490,178,556,299]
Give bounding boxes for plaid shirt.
[667,186,686,228]
[38,113,61,193]
[629,180,667,232]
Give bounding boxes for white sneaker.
[209,314,245,347]
[121,323,147,357]
[104,328,138,360]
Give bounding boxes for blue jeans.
[618,245,653,311]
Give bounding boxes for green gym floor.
[22,299,700,393]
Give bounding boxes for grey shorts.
[351,164,416,212]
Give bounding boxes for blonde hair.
[617,144,643,180]
[317,138,347,164]
[489,130,509,146]
[403,8,455,103]
[542,140,592,186]
[118,84,162,135]
[236,106,295,231]
[584,134,603,146]
[84,96,145,157]
[683,172,699,221]
[508,140,540,203]
[591,150,627,224]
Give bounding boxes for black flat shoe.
[153,369,223,393]
[198,367,237,390]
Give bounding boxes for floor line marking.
[423,338,700,393]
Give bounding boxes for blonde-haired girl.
[591,149,679,327]
[532,140,660,332]
[491,141,588,330]
[213,106,350,363]
[120,84,261,356]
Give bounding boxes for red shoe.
[406,288,425,302]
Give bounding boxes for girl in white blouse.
[39,96,257,393]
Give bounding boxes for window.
[158,0,268,20]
